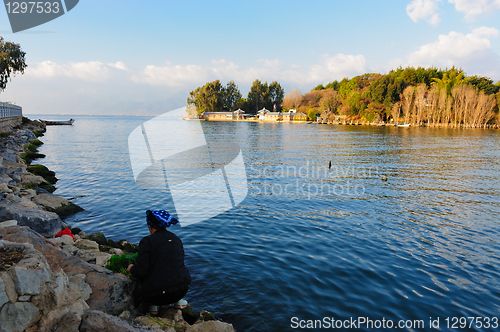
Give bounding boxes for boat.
[396,123,410,127]
[40,119,75,126]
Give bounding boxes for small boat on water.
[40,119,75,126]
[396,123,410,127]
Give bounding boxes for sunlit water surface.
[29,115,500,331]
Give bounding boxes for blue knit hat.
[146,210,178,228]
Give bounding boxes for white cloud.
[26,61,114,82]
[407,27,500,76]
[131,62,207,86]
[3,54,370,115]
[108,61,128,71]
[448,0,500,20]
[407,0,442,25]
[309,54,368,83]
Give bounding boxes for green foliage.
[27,164,58,184]
[0,37,27,92]
[307,109,320,121]
[247,79,269,113]
[338,77,358,99]
[465,76,499,95]
[32,129,46,137]
[313,84,325,91]
[324,80,339,90]
[105,253,138,277]
[269,81,285,112]
[223,80,242,111]
[187,80,245,113]
[29,139,44,147]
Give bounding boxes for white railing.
[0,102,22,118]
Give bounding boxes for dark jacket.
[130,228,191,301]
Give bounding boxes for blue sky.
[1,0,499,115]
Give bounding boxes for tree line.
[187,79,285,114]
[280,66,500,125]
[0,36,27,93]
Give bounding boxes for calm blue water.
[27,115,500,331]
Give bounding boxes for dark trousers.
[133,283,189,307]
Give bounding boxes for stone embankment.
[0,118,234,332]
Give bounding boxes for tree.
[247,79,269,114]
[223,80,241,112]
[282,89,303,110]
[0,37,27,92]
[187,80,224,113]
[401,86,414,124]
[319,90,340,114]
[268,81,285,111]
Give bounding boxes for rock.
[76,250,111,266]
[186,321,235,332]
[0,201,62,238]
[6,193,21,203]
[87,232,107,246]
[8,246,51,296]
[20,173,47,187]
[381,175,388,181]
[80,310,163,332]
[49,237,63,246]
[19,189,37,199]
[62,244,79,255]
[26,164,57,185]
[109,248,124,256]
[0,270,18,303]
[71,227,82,235]
[67,272,91,294]
[34,187,50,194]
[84,271,133,315]
[0,277,9,308]
[15,129,36,141]
[0,174,12,185]
[95,253,112,267]
[0,302,40,332]
[0,219,17,230]
[200,310,216,321]
[0,183,12,193]
[0,227,133,315]
[182,305,198,325]
[32,193,84,218]
[60,234,74,246]
[75,239,99,251]
[117,239,139,253]
[118,310,131,320]
[69,274,92,301]
[19,200,41,210]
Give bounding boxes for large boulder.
[32,193,84,218]
[80,310,163,332]
[0,226,133,315]
[0,201,62,237]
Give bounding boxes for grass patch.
[29,139,44,147]
[32,129,46,137]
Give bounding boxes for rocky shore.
[0,118,235,332]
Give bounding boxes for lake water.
[28,114,500,331]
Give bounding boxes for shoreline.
[0,118,235,332]
[185,116,500,129]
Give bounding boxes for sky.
[1,0,499,115]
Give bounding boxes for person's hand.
[126,264,133,274]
